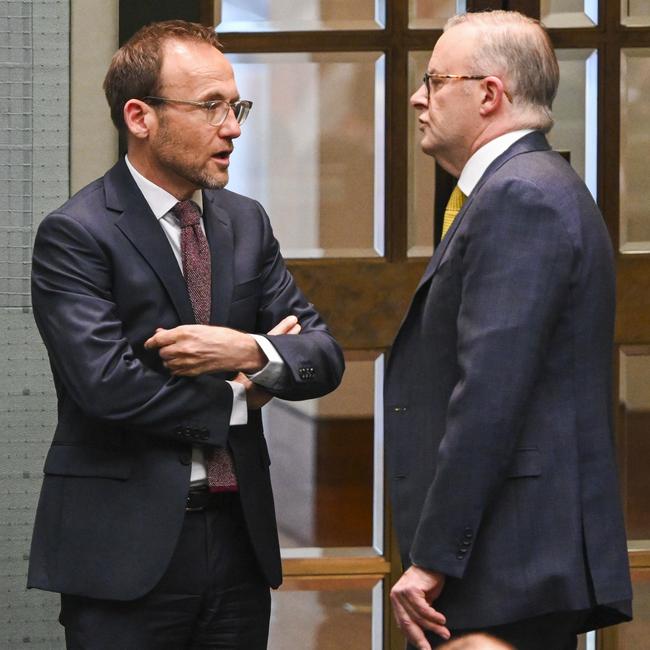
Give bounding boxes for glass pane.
[409,0,463,29]
[263,351,383,551]
[620,49,650,253]
[407,50,436,258]
[615,569,650,647]
[229,53,385,258]
[619,347,650,541]
[269,578,382,650]
[548,49,598,199]
[621,0,650,26]
[540,0,598,27]
[215,0,384,32]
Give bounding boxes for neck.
[127,145,197,200]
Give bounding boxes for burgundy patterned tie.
[172,200,238,492]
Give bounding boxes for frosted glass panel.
[269,578,382,650]
[407,50,436,258]
[621,0,650,26]
[1,1,71,647]
[548,49,598,199]
[229,53,385,258]
[620,49,650,252]
[409,0,463,29]
[263,352,383,551]
[215,0,384,32]
[541,0,598,27]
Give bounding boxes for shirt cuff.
[248,334,288,389]
[226,380,248,425]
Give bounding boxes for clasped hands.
[144,315,301,410]
[390,566,450,649]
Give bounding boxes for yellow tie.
[441,185,466,238]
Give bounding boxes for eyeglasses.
[143,96,253,126]
[422,72,512,103]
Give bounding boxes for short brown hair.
[103,20,221,132]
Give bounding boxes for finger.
[287,323,301,335]
[158,345,183,361]
[267,315,298,335]
[393,590,448,639]
[403,593,447,627]
[399,596,449,637]
[391,597,431,650]
[144,328,173,349]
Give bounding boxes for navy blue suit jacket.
[28,158,344,600]
[385,132,632,631]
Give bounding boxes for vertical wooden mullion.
[385,0,409,262]
[601,0,621,247]
[505,0,541,20]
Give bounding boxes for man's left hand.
[144,324,266,376]
[390,566,450,649]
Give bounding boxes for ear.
[123,99,157,140]
[478,76,508,117]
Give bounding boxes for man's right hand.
[233,315,301,410]
[390,565,449,649]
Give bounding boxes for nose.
[218,106,241,139]
[410,83,428,109]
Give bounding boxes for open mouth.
[213,149,232,160]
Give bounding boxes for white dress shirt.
[124,156,287,482]
[457,129,534,197]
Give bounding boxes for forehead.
[158,38,235,94]
[428,24,477,72]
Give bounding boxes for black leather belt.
[185,487,238,512]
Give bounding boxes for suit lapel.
[203,191,234,326]
[107,160,196,325]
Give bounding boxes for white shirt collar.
[124,155,203,220]
[457,129,534,197]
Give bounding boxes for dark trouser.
[412,610,592,650]
[60,493,271,650]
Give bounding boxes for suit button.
[179,450,192,465]
[456,554,464,560]
[461,540,471,548]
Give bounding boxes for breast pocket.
[229,275,262,329]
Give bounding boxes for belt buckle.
[185,494,205,512]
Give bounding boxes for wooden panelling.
[288,259,427,349]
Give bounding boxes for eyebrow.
[197,89,241,103]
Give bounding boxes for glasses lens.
[234,101,251,126]
[207,101,228,126]
[207,101,252,126]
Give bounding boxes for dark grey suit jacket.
[28,158,344,600]
[385,132,631,631]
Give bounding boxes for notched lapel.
[107,160,196,325]
[203,192,234,326]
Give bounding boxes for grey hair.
[445,11,559,133]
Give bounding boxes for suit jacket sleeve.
[409,177,574,578]
[31,211,233,446]
[248,199,344,401]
